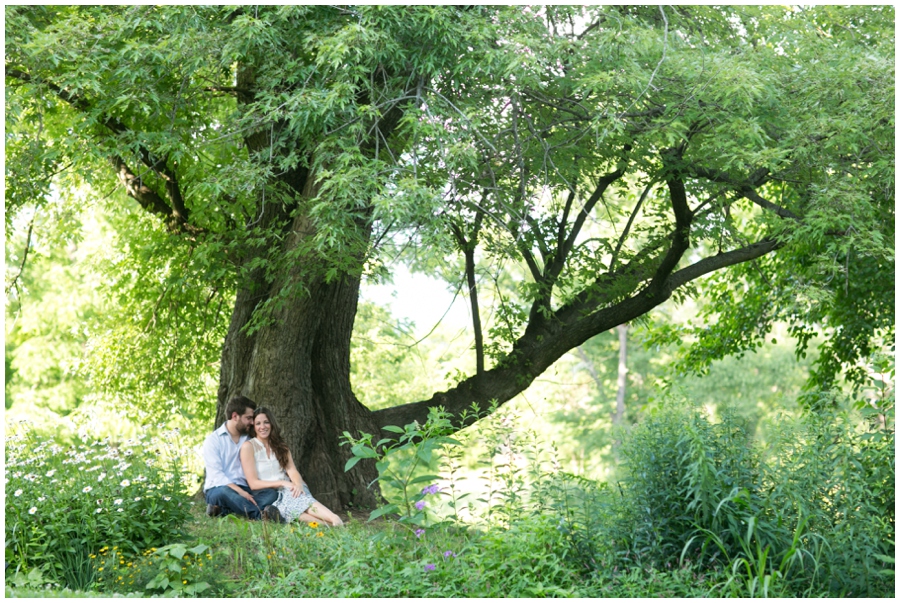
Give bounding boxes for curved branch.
[691,164,800,220]
[371,233,782,437]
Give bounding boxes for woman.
[239,407,344,526]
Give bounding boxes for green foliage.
[609,390,894,596]
[6,5,892,419]
[342,406,472,524]
[4,421,195,590]
[5,378,894,598]
[139,544,211,596]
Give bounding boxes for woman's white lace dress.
[248,438,317,521]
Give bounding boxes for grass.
[7,505,724,598]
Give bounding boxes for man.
[201,395,282,521]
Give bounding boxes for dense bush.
[5,421,194,590]
[609,394,894,596]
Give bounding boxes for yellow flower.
[316,531,324,537]
[183,580,187,585]
[308,522,319,528]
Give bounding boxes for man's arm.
[200,433,230,489]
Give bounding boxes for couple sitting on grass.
[201,395,343,527]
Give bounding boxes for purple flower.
[415,528,425,538]
[415,500,426,510]
[443,550,457,558]
[424,563,436,571]
[421,484,441,495]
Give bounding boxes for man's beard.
[237,422,251,435]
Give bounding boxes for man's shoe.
[206,504,223,518]
[262,505,284,523]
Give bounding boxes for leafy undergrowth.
[6,390,893,598]
[7,508,721,598]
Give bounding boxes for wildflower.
[316,532,324,537]
[120,479,131,487]
[425,563,436,571]
[114,499,123,505]
[443,550,457,559]
[82,486,93,493]
[98,472,106,482]
[163,495,171,501]
[45,469,56,477]
[38,496,45,502]
[117,508,124,512]
[134,497,141,502]
[415,500,426,510]
[415,529,425,538]
[422,484,441,495]
[28,507,37,514]
[14,489,22,497]
[308,522,319,528]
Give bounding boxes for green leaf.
[367,504,398,522]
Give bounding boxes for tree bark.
[216,216,383,511]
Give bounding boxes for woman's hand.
[286,481,304,497]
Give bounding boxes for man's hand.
[228,483,259,507]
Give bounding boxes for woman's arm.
[283,451,305,496]
[240,442,289,491]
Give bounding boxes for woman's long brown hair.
[251,407,291,472]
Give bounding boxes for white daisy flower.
[45,470,56,477]
[28,507,37,515]
[113,499,123,505]
[95,508,102,514]
[117,508,123,513]
[134,497,141,502]
[120,479,131,487]
[14,489,23,497]
[82,486,93,493]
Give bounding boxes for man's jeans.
[205,484,279,520]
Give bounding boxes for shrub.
[5,420,194,590]
[609,392,894,597]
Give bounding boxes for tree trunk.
[216,199,383,511]
[217,265,382,511]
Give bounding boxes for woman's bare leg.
[305,502,344,527]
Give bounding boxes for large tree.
[6,6,893,509]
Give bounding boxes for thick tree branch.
[664,238,782,292]
[371,234,782,437]
[648,150,693,293]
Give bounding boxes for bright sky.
[359,265,471,338]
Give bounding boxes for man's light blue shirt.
[201,423,248,491]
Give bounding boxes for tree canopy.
[6,5,894,507]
